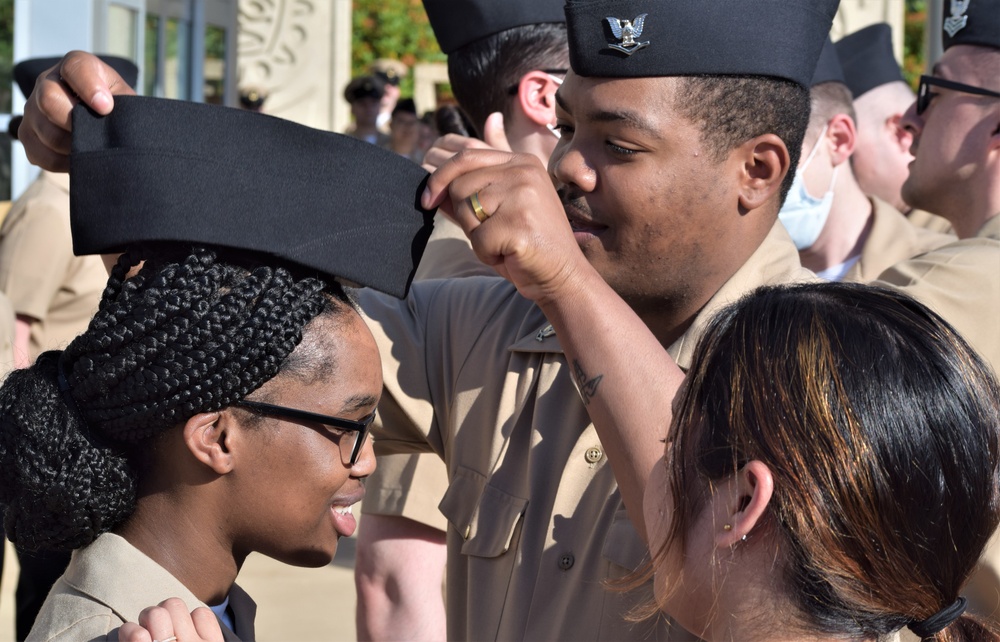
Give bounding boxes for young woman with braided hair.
[640,282,1000,642]
[0,244,381,641]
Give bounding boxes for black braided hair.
[0,245,343,552]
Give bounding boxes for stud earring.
[723,524,732,531]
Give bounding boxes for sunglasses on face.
[235,400,376,466]
[916,74,1000,115]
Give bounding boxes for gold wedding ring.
[469,192,489,222]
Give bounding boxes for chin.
[277,543,338,569]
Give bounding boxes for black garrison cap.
[942,0,1000,50]
[69,96,435,298]
[14,55,138,98]
[344,75,385,103]
[423,0,566,54]
[811,37,847,87]
[565,0,839,88]
[835,23,905,98]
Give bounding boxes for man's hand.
[19,50,134,172]
[421,147,595,307]
[117,598,224,642]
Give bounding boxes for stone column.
[237,0,352,132]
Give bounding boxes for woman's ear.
[735,133,790,213]
[182,411,233,475]
[715,460,774,548]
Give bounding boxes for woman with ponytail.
[641,282,1000,642]
[0,245,381,641]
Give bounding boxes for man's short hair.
[807,81,856,138]
[674,75,811,205]
[447,22,568,136]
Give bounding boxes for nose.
[351,433,377,477]
[549,139,597,194]
[899,98,922,141]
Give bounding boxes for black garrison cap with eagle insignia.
[423,0,566,54]
[565,0,839,89]
[69,96,435,298]
[941,0,1000,50]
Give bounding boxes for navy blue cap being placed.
[14,55,139,98]
[942,0,1000,50]
[811,37,847,88]
[834,23,905,98]
[70,96,435,298]
[423,0,566,54]
[565,0,838,88]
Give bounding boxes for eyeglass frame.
[235,399,375,466]
[916,74,1000,115]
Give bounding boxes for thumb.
[482,112,512,152]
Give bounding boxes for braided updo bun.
[0,245,338,551]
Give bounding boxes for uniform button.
[558,553,575,570]
[585,447,603,464]
[463,524,471,540]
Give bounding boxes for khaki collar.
[510,221,811,370]
[62,533,254,641]
[977,214,1000,240]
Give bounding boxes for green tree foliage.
[903,0,926,90]
[0,0,14,113]
[352,0,444,97]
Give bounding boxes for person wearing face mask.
[778,39,952,282]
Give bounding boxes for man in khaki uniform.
[0,170,107,365]
[835,23,953,235]
[18,0,837,636]
[356,2,569,639]
[778,39,952,282]
[873,2,1000,619]
[357,0,835,638]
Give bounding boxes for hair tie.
[908,597,968,638]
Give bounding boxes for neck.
[116,485,242,605]
[799,170,872,273]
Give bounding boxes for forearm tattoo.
[573,359,604,405]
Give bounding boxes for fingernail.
[92,91,113,113]
[421,186,431,208]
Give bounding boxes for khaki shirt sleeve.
[875,238,1000,375]
[0,200,74,321]
[413,215,497,280]
[358,277,520,458]
[361,451,450,530]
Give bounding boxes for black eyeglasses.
[236,400,375,466]
[917,74,1000,115]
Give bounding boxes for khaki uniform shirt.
[843,198,953,283]
[29,533,256,642]
[0,172,107,361]
[359,221,812,641]
[0,291,15,376]
[876,215,1000,618]
[906,208,954,235]
[363,213,493,531]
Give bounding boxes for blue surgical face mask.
[778,125,838,250]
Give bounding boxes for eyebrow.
[341,393,380,413]
[555,91,663,139]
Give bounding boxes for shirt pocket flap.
[439,467,528,558]
[602,508,650,571]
